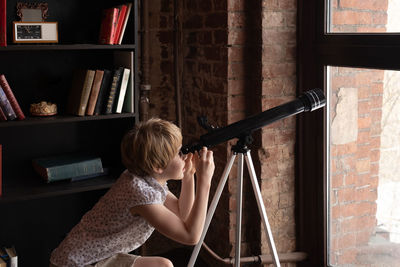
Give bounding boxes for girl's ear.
[153,167,164,175]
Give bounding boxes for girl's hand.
[183,153,196,179]
[194,147,215,187]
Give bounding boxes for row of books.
[0,246,17,267]
[99,3,132,45]
[0,74,25,122]
[67,65,133,116]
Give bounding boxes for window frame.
[297,0,400,266]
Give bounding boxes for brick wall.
[145,0,298,265]
[329,68,384,265]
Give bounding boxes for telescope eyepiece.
[300,88,326,112]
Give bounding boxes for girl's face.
[158,148,187,181]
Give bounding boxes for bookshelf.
[0,0,139,265]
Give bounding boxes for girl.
[50,118,215,267]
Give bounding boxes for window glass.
[328,66,400,266]
[329,0,400,33]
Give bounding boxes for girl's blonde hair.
[121,118,182,176]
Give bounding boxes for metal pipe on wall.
[174,0,183,128]
[139,0,151,122]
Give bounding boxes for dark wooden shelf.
[0,175,116,203]
[0,113,137,127]
[0,44,136,51]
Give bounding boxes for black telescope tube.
[182,88,326,153]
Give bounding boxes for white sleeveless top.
[50,170,168,266]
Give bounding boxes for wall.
[144,0,298,265]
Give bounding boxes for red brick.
[184,15,203,29]
[358,116,372,129]
[262,45,285,62]
[262,11,285,28]
[357,130,370,143]
[332,11,373,25]
[279,0,297,10]
[205,12,227,28]
[262,29,296,45]
[340,216,360,232]
[228,0,245,11]
[339,0,388,11]
[213,30,227,44]
[337,233,356,249]
[356,229,374,245]
[331,142,357,156]
[344,173,357,186]
[228,12,245,29]
[355,187,377,203]
[356,158,370,173]
[370,95,383,109]
[262,63,296,79]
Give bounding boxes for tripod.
[188,138,281,267]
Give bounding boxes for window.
[298,0,400,266]
[327,67,400,266]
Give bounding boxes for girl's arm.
[131,147,214,245]
[163,153,195,221]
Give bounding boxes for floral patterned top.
[50,170,169,266]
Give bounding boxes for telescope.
[187,88,326,267]
[182,88,326,154]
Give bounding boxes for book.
[86,70,104,116]
[0,106,6,121]
[117,3,132,44]
[0,85,16,121]
[113,51,134,113]
[122,76,134,113]
[0,0,6,47]
[115,68,130,113]
[93,69,112,115]
[113,4,128,44]
[67,70,95,116]
[98,8,119,45]
[0,75,25,120]
[105,67,123,114]
[4,247,17,267]
[32,154,104,183]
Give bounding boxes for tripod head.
[181,88,326,154]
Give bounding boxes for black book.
[104,67,124,114]
[93,69,112,115]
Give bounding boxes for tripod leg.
[188,153,237,267]
[235,153,244,267]
[245,151,281,267]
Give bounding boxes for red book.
[0,0,6,47]
[117,3,132,44]
[98,8,119,45]
[0,74,25,120]
[113,4,127,44]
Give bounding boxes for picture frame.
[13,22,58,43]
[16,2,49,22]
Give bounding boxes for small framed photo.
[13,21,58,43]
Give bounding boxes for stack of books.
[0,74,25,122]
[98,3,132,45]
[66,65,133,116]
